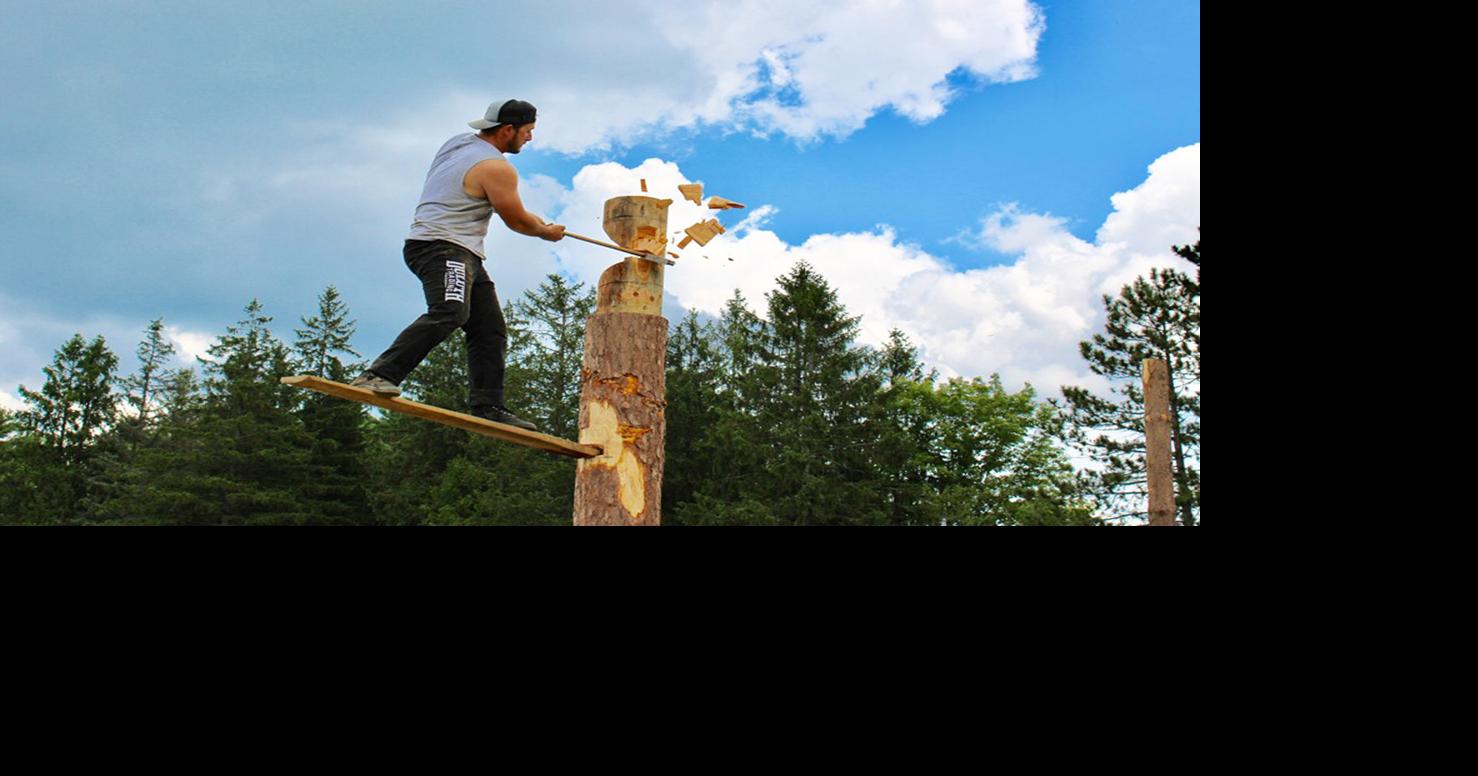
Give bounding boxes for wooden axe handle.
[564,231,674,265]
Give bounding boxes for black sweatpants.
[368,239,507,410]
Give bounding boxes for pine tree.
[97,366,206,524]
[1059,236,1200,525]
[110,300,317,524]
[119,318,176,429]
[506,273,596,439]
[866,329,936,525]
[680,263,888,525]
[663,310,724,519]
[668,290,776,525]
[5,334,121,521]
[293,286,369,524]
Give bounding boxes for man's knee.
[426,300,472,332]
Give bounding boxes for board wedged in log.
[279,375,602,459]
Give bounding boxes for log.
[573,314,667,525]
[1143,358,1175,526]
[574,195,671,525]
[280,375,601,459]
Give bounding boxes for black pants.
[368,239,507,410]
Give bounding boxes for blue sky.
[0,1,1200,411]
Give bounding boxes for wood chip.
[677,236,693,249]
[655,198,673,209]
[678,183,704,205]
[640,178,648,192]
[682,218,723,247]
[707,196,746,210]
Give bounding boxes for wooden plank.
[280,375,603,459]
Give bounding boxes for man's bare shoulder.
[463,157,516,199]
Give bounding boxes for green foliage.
[506,273,596,439]
[3,255,1126,526]
[3,333,120,522]
[119,318,176,428]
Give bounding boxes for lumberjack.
[352,99,564,431]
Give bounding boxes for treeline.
[0,243,1200,525]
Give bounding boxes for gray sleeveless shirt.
[406,133,506,258]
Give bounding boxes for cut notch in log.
[280,375,602,459]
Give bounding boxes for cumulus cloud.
[547,143,1200,399]
[165,326,216,366]
[0,389,24,413]
[270,0,1045,159]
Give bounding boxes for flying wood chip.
[707,196,746,210]
[678,183,704,205]
[640,178,648,192]
[677,236,693,249]
[682,218,723,247]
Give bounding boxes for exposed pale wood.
[280,375,602,459]
[597,195,667,316]
[1143,358,1175,526]
[707,196,746,210]
[678,183,703,204]
[604,196,673,257]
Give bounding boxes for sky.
[0,0,1200,413]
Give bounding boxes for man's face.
[505,122,535,154]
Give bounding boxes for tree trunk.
[1142,358,1175,526]
[573,195,672,525]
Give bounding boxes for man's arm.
[466,159,565,242]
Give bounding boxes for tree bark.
[1142,358,1175,526]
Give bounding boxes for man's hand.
[541,223,566,242]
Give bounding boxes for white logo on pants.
[444,260,466,303]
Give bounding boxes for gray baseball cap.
[469,99,538,129]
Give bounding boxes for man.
[351,99,565,432]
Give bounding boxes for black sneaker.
[472,405,539,432]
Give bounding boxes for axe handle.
[564,231,675,265]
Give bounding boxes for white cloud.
[0,389,24,413]
[548,143,1200,400]
[165,326,215,365]
[263,1,1044,161]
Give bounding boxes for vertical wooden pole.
[1143,358,1175,526]
[572,196,671,525]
